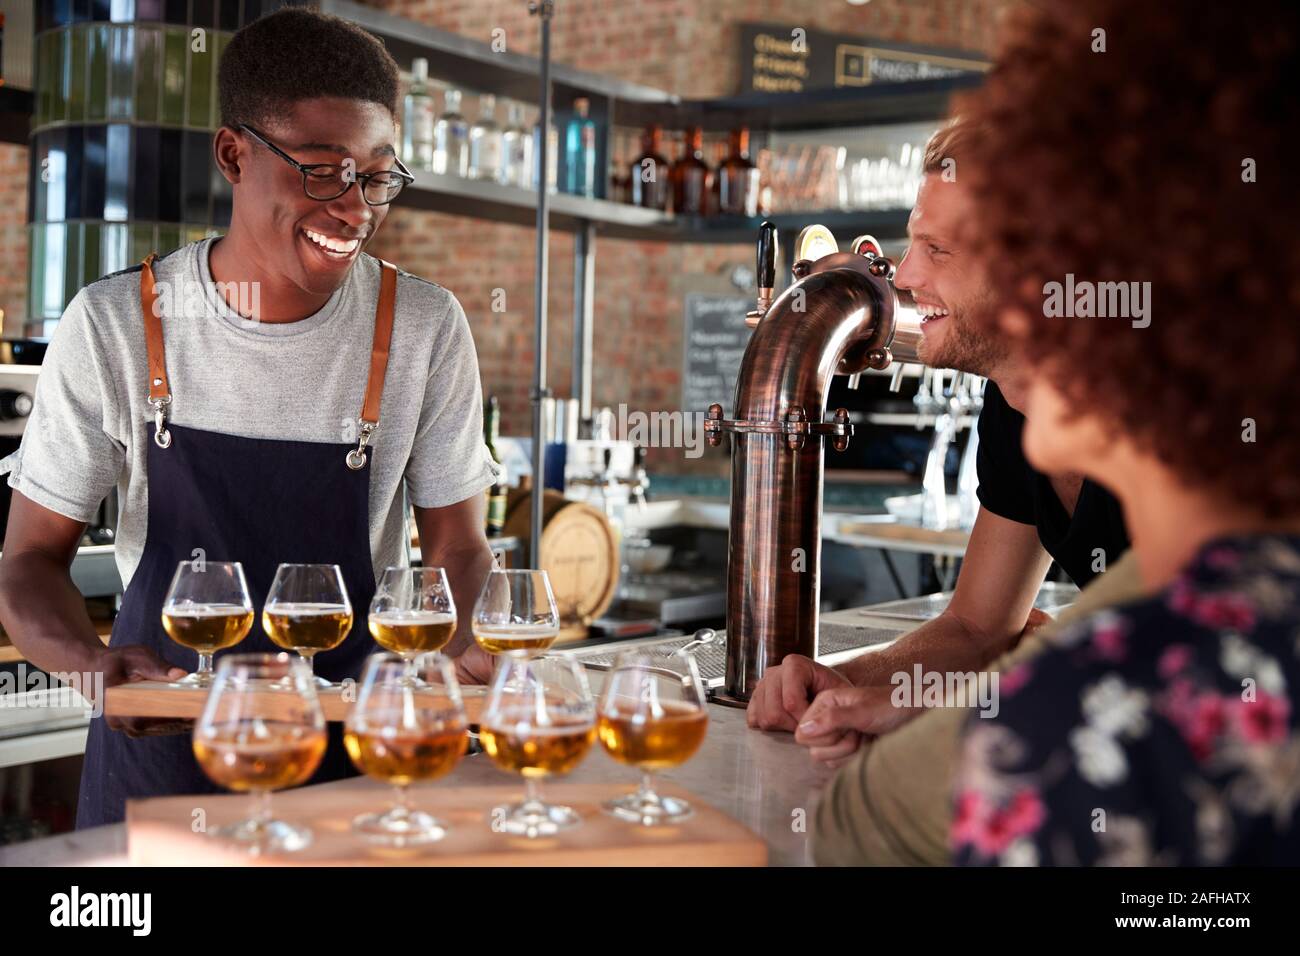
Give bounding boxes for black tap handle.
[756,221,778,290]
[633,444,646,467]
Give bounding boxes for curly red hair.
[955,0,1300,516]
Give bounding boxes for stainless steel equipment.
[704,222,925,702]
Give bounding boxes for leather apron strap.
[138,253,400,469]
[140,254,174,449]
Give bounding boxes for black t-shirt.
[975,381,1130,587]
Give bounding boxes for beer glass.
[368,567,457,685]
[344,652,469,845]
[471,569,560,658]
[597,647,709,825]
[192,653,327,853]
[262,563,353,686]
[479,654,596,837]
[161,560,255,687]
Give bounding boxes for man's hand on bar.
[794,685,921,768]
[746,654,852,732]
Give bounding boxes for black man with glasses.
[0,8,504,828]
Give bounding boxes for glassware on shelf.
[596,646,709,826]
[433,87,470,177]
[192,653,327,854]
[261,563,353,687]
[343,652,469,845]
[716,127,761,216]
[630,124,670,211]
[367,567,457,684]
[479,654,597,837]
[533,117,559,193]
[669,125,711,216]
[500,101,533,187]
[468,93,504,181]
[402,57,436,171]
[608,128,632,204]
[563,97,597,197]
[472,569,560,658]
[161,560,255,687]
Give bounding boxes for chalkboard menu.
[740,22,987,94]
[682,293,754,417]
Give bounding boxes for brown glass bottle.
[669,126,712,216]
[716,127,761,217]
[630,125,671,210]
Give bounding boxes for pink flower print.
[1184,693,1228,762]
[952,787,1047,858]
[1157,644,1194,680]
[1192,593,1256,632]
[999,662,1033,697]
[1168,579,1197,616]
[1231,691,1290,746]
[1091,619,1128,661]
[1203,546,1241,570]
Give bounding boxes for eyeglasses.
[237,124,415,206]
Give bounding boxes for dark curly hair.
[956,0,1300,516]
[218,6,400,129]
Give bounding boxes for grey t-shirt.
[2,237,501,589]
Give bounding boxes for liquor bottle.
[608,129,631,204]
[630,125,670,211]
[533,118,559,193]
[402,58,436,171]
[717,127,761,216]
[564,97,597,197]
[669,126,711,215]
[500,101,533,187]
[433,87,470,177]
[469,93,504,181]
[484,395,508,537]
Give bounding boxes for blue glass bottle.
[564,97,597,197]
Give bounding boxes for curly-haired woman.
[938,0,1300,866]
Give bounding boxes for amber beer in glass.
[480,654,596,837]
[262,563,353,686]
[472,569,561,658]
[597,646,709,825]
[368,567,457,684]
[161,560,255,686]
[344,652,469,844]
[192,653,327,852]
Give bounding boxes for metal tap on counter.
[704,221,928,703]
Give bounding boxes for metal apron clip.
[149,388,172,449]
[346,419,376,470]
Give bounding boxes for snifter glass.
[192,653,327,853]
[480,654,596,837]
[368,567,457,685]
[344,652,469,845]
[161,560,255,687]
[262,563,353,687]
[597,647,709,825]
[471,569,560,659]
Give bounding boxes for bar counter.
[0,702,833,867]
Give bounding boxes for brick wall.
[0,1,1011,466]
[365,0,1010,473]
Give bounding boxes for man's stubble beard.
[917,286,1008,379]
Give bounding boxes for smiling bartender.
[0,9,501,828]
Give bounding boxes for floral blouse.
[952,534,1300,866]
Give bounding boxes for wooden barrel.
[502,488,620,644]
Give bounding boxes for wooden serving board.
[127,779,766,866]
[104,681,486,723]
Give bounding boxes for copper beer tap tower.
[704,222,924,703]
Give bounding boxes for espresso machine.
[704,222,925,703]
